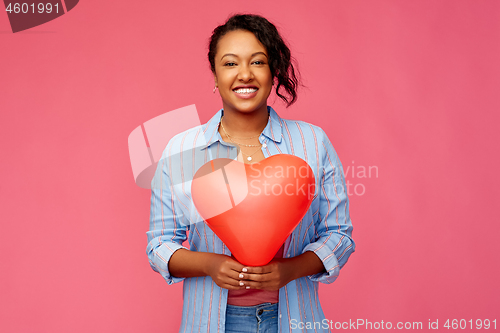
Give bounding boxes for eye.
[253,61,265,65]
[224,62,236,67]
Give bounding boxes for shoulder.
[162,125,203,155]
[278,116,329,145]
[169,123,207,144]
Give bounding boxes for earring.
[213,86,218,93]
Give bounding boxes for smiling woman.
[146,13,355,333]
[213,30,273,117]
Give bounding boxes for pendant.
[247,156,252,161]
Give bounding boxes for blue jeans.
[225,302,279,333]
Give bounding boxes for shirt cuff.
[301,242,340,284]
[151,241,188,285]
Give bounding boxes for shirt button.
[279,314,282,319]
[262,143,267,148]
[261,135,265,140]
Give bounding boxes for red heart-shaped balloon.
[192,154,315,266]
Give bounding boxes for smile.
[233,88,258,94]
[233,88,259,99]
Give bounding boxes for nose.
[237,64,254,81]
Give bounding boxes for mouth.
[232,87,259,95]
[232,86,259,99]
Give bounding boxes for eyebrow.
[220,52,268,61]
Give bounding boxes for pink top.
[227,244,285,306]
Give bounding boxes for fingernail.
[239,274,244,278]
[239,281,244,286]
[246,286,250,289]
[242,268,248,272]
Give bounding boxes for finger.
[241,265,273,274]
[221,282,247,290]
[226,260,249,276]
[240,277,282,291]
[226,258,246,272]
[238,272,272,282]
[227,270,247,282]
[228,277,249,289]
[237,279,266,290]
[219,272,248,288]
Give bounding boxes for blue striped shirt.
[147,105,355,332]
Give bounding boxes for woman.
[147,14,355,333]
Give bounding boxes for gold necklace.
[219,118,266,161]
[219,116,265,148]
[220,116,262,139]
[240,146,264,161]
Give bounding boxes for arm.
[146,145,248,289]
[232,129,355,289]
[288,251,326,279]
[300,128,355,284]
[146,151,189,285]
[168,248,213,278]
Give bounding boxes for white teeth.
[234,88,258,94]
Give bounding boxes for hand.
[237,258,296,291]
[205,253,247,290]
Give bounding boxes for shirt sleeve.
[301,128,355,284]
[146,143,188,285]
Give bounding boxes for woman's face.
[213,29,273,115]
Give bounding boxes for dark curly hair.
[208,13,302,108]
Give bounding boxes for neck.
[220,106,269,137]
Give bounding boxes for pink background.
[1,1,499,332]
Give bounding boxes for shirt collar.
[200,105,283,150]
